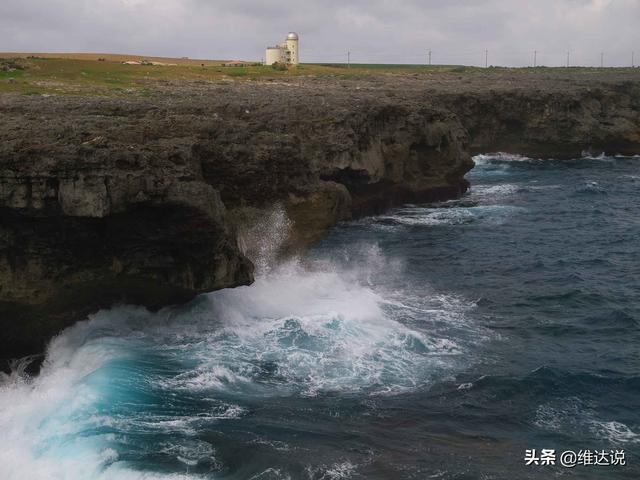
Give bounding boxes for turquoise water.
[1,154,638,479]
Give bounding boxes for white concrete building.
[265,32,299,65]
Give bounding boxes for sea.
[1,154,639,479]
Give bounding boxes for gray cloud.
[1,0,637,66]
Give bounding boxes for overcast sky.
[1,0,638,67]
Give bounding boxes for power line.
[303,48,637,68]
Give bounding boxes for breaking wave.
[535,397,640,445]
[473,152,533,165]
[0,250,480,479]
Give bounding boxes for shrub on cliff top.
[271,62,288,71]
[1,59,27,72]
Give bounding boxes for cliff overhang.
[2,71,639,362]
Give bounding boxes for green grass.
[226,68,248,76]
[0,69,25,79]
[0,59,321,95]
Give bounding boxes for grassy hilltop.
[1,53,637,96]
[0,53,487,96]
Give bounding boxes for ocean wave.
[0,253,481,479]
[471,153,638,178]
[473,153,533,165]
[159,262,470,397]
[159,439,219,468]
[592,421,640,444]
[580,151,640,162]
[467,367,640,399]
[581,309,638,328]
[535,398,640,445]
[470,183,520,197]
[467,181,561,200]
[573,180,608,195]
[305,461,358,479]
[248,468,292,480]
[581,151,610,160]
[370,204,524,228]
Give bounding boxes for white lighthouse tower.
[265,32,300,65]
[285,32,299,65]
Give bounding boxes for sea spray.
[235,204,293,275]
[0,240,479,479]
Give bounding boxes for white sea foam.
[158,440,217,467]
[590,420,640,444]
[535,398,640,444]
[580,150,618,161]
[249,438,292,452]
[472,153,533,165]
[470,183,519,198]
[0,246,481,479]
[248,468,292,480]
[305,460,358,479]
[157,259,474,397]
[0,304,217,480]
[373,204,523,228]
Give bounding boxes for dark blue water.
[1,154,639,479]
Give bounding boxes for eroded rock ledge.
[1,71,639,361]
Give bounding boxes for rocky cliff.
[1,70,639,362]
[432,73,640,158]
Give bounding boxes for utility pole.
[600,52,604,68]
[566,50,570,67]
[534,50,537,67]
[347,50,351,69]
[428,49,432,66]
[485,49,488,68]
[633,51,635,68]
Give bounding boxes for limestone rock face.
[0,97,254,360]
[431,76,640,158]
[2,70,640,361]
[191,94,472,247]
